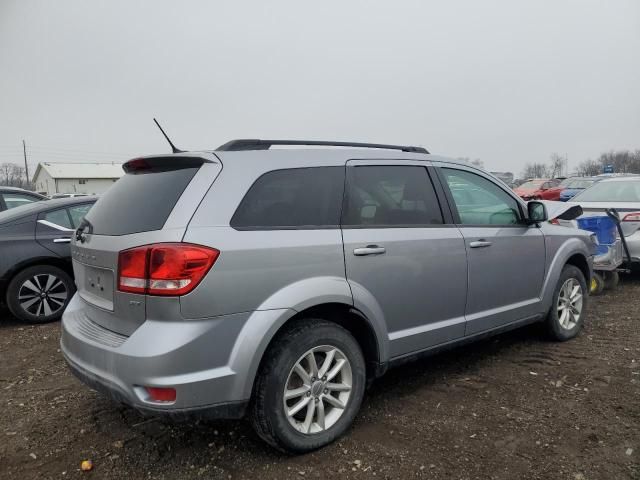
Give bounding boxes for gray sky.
[1,0,639,175]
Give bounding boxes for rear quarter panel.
[0,215,63,291]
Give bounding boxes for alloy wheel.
[283,345,353,435]
[18,273,68,317]
[557,277,583,329]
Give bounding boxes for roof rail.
[216,139,429,154]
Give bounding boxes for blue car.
[559,177,602,201]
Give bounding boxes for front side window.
[442,168,522,225]
[231,167,345,229]
[342,166,444,227]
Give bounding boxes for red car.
[513,178,564,201]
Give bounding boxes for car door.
[341,161,468,358]
[36,203,93,256]
[436,165,545,335]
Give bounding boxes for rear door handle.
[469,240,492,248]
[353,245,386,256]
[53,237,71,243]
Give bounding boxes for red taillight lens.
[118,247,148,294]
[549,218,560,225]
[622,212,640,222]
[145,386,176,403]
[118,243,219,296]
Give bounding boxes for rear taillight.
[622,212,640,222]
[549,218,560,225]
[118,243,219,296]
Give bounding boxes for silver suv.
[61,140,595,452]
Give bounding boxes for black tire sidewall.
[255,321,366,453]
[547,265,588,341]
[6,265,75,324]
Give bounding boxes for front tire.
[250,319,366,453]
[546,265,587,341]
[6,265,75,324]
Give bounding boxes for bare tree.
[0,163,12,185]
[575,149,640,176]
[575,159,601,176]
[521,163,548,179]
[548,153,568,178]
[0,162,31,188]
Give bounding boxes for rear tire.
[250,318,366,453]
[546,265,587,341]
[6,265,75,324]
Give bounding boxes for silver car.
[568,176,640,268]
[61,140,595,452]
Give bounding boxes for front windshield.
[572,180,640,202]
[518,180,543,189]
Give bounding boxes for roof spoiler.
[216,139,429,154]
[123,155,212,173]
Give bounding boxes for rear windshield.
[572,180,640,202]
[85,167,198,235]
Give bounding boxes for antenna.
[153,118,183,153]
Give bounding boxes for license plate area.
[74,260,115,311]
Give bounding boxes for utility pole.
[23,140,30,184]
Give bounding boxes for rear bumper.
[60,294,253,417]
[622,230,640,265]
[64,351,247,419]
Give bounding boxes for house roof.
[34,162,124,180]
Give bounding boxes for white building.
[32,162,124,196]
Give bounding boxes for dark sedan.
[0,196,96,323]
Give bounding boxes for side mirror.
[527,201,548,224]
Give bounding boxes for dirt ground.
[1,277,639,480]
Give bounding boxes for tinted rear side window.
[86,167,198,235]
[231,167,345,229]
[342,166,444,227]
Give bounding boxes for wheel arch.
[565,253,591,284]
[2,256,73,303]
[540,239,592,312]
[230,301,387,402]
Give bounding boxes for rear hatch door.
[71,153,222,335]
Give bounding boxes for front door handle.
[53,237,71,243]
[469,240,492,248]
[353,245,386,256]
